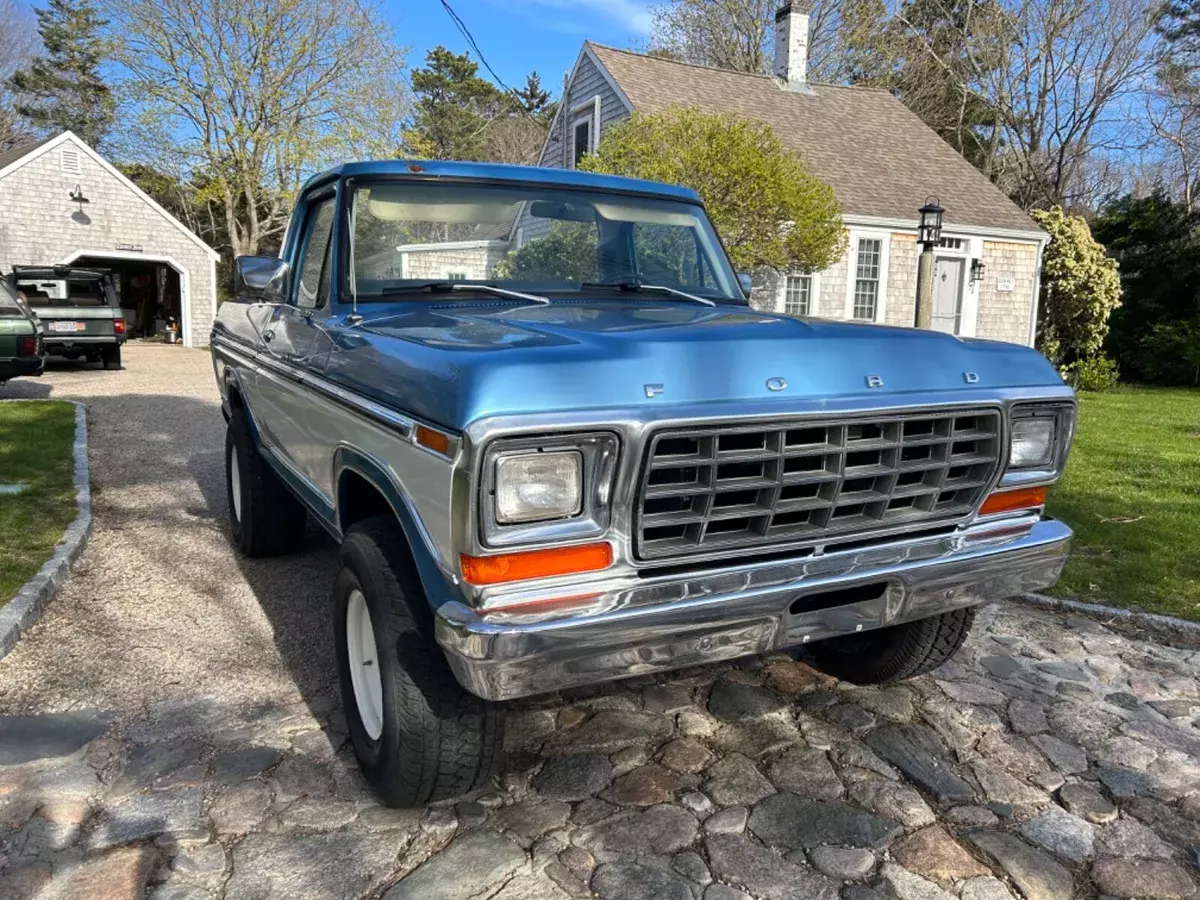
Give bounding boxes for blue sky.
[384,0,655,95]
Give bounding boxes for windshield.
[349,181,741,302]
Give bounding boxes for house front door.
[932,257,965,334]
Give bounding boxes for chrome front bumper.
[435,516,1072,701]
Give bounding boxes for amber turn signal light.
[979,486,1048,516]
[415,424,451,456]
[461,543,613,586]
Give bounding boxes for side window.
[295,197,336,310]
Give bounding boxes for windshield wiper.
[373,281,550,305]
[582,281,717,307]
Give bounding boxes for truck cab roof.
[301,159,704,205]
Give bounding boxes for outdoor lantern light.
[970,258,986,284]
[68,185,90,209]
[918,197,945,247]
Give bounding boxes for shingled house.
[538,7,1047,346]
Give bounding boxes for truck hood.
[323,300,1065,430]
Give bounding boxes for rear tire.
[101,344,122,370]
[335,516,505,808]
[805,607,977,685]
[225,408,306,557]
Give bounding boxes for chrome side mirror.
[737,272,753,297]
[233,256,290,304]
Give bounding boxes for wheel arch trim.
[333,446,462,610]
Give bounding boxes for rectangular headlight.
[1010,417,1056,469]
[495,451,583,524]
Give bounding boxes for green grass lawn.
[0,401,78,606]
[1047,386,1200,620]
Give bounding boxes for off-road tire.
[101,344,122,370]
[805,607,977,685]
[225,409,306,557]
[335,516,505,808]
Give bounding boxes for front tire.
[225,409,306,557]
[805,607,977,685]
[335,516,505,808]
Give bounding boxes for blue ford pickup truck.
[211,161,1075,807]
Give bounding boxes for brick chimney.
[773,3,810,88]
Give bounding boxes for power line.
[435,0,543,120]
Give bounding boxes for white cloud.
[505,0,654,36]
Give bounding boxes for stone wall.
[0,136,218,347]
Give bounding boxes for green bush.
[1030,207,1122,369]
[1137,320,1200,387]
[1066,355,1121,392]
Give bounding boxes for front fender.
[333,446,462,611]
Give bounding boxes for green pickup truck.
[0,279,45,384]
[7,265,125,369]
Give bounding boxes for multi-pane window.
[853,238,882,320]
[784,275,811,316]
[572,117,592,168]
[446,272,467,281]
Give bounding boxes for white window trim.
[777,271,821,317]
[569,96,601,170]
[843,230,892,323]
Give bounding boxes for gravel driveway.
[3,342,1200,900]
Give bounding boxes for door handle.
[262,329,275,343]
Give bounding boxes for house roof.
[0,131,220,261]
[0,135,57,172]
[587,43,1041,236]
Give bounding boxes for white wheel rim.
[346,589,384,740]
[229,449,242,523]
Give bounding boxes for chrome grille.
[635,410,1002,561]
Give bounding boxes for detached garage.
[0,131,219,348]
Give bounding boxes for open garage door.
[70,255,186,343]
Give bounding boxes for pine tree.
[406,47,507,161]
[7,0,115,147]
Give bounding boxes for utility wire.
[435,0,545,122]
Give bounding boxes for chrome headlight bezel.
[480,432,619,549]
[999,402,1076,488]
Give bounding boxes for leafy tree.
[580,107,845,274]
[112,0,408,258]
[1030,206,1122,368]
[406,47,508,161]
[1139,320,1200,386]
[0,0,38,153]
[647,0,846,81]
[405,48,553,165]
[1092,192,1200,380]
[515,73,554,119]
[1156,3,1200,209]
[6,0,114,147]
[880,0,1005,173]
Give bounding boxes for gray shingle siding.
[0,134,218,348]
[540,51,631,171]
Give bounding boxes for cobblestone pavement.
[4,345,1200,900]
